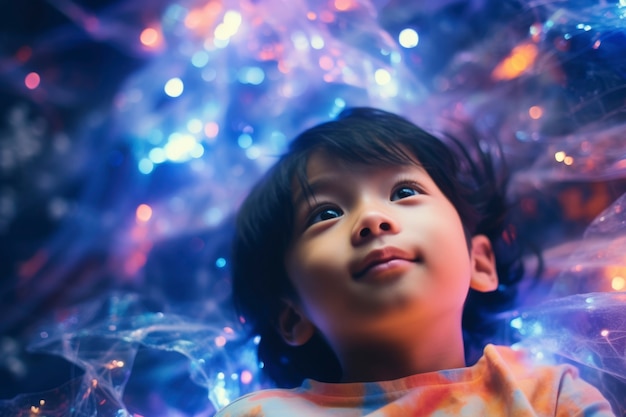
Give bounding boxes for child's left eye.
[391,185,420,201]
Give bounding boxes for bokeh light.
[398,28,419,48]
[611,276,625,291]
[136,204,153,222]
[2,0,626,416]
[374,68,392,85]
[492,43,538,80]
[140,27,162,48]
[528,106,543,119]
[164,77,184,97]
[24,72,40,90]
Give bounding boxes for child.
[218,108,615,416]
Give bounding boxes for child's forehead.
[291,149,426,198]
[301,148,423,175]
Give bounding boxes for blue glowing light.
[237,133,253,149]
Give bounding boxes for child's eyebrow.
[292,176,339,209]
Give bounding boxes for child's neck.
[338,319,466,382]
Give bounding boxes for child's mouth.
[352,247,421,280]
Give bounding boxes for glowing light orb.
[374,68,391,85]
[164,77,184,97]
[529,106,543,119]
[398,28,419,48]
[136,204,153,222]
[204,121,219,139]
[24,72,41,89]
[238,67,265,85]
[237,134,253,149]
[140,27,160,47]
[138,158,154,174]
[240,370,253,384]
[187,119,203,134]
[554,151,566,162]
[310,35,324,49]
[612,276,626,291]
[149,148,167,164]
[191,51,210,68]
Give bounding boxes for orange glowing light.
[105,360,125,369]
[528,106,543,119]
[334,0,353,11]
[612,276,626,291]
[140,27,160,47]
[563,156,574,166]
[25,72,40,90]
[185,9,203,29]
[492,43,538,81]
[136,204,153,222]
[184,2,222,35]
[306,11,317,20]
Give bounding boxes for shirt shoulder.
[479,344,615,417]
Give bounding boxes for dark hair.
[231,107,525,388]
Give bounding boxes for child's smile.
[351,245,420,283]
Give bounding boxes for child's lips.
[352,246,420,280]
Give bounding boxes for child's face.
[281,151,496,355]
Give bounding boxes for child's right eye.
[307,206,343,226]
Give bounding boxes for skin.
[280,151,498,382]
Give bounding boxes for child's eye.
[391,183,421,201]
[307,206,343,226]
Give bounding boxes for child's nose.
[351,210,400,245]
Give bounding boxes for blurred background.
[1,0,626,415]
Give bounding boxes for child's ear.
[469,234,499,293]
[277,299,315,346]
